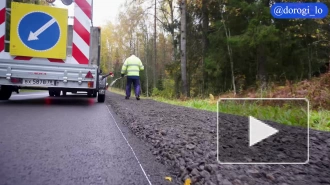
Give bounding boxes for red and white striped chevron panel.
[0,0,92,65]
[0,0,5,53]
[72,0,91,64]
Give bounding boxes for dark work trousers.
[125,77,141,98]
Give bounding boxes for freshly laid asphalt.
[0,92,174,185]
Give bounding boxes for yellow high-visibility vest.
[121,55,144,76]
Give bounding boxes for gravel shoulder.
[106,92,330,185]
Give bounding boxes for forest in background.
[100,0,330,99]
[4,0,330,99]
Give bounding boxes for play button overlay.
[249,116,279,147]
[217,98,309,164]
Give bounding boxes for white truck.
[0,0,110,102]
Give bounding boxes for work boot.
[136,96,140,100]
[125,96,129,100]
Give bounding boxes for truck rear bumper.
[0,59,98,89]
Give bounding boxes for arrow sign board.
[27,17,57,41]
[20,13,59,50]
[10,2,68,59]
[249,116,279,147]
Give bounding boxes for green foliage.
[310,110,330,131]
[149,78,175,98]
[156,79,164,91]
[151,87,161,96]
[151,87,174,99]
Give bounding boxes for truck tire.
[54,91,61,97]
[92,91,97,98]
[0,85,12,100]
[97,94,105,103]
[49,90,54,96]
[12,86,19,94]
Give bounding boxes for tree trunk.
[308,47,312,79]
[175,74,181,98]
[168,0,176,62]
[145,29,149,97]
[221,12,236,95]
[258,45,267,90]
[171,31,176,62]
[229,44,236,95]
[153,0,157,88]
[180,0,188,97]
[328,50,330,73]
[328,61,330,73]
[162,33,166,80]
[201,0,209,96]
[136,36,139,57]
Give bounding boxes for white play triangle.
[249,116,279,147]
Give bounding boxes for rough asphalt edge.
[106,92,330,185]
[105,99,180,185]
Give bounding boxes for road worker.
[121,50,144,100]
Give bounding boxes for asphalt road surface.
[0,92,174,185]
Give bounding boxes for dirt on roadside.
[106,92,330,185]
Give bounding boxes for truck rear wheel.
[92,91,97,97]
[0,85,12,100]
[49,90,54,96]
[97,94,105,103]
[54,91,61,97]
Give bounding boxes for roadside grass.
[107,88,330,131]
[108,87,152,99]
[310,110,330,131]
[153,97,330,132]
[108,87,126,96]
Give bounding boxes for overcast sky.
[53,0,126,26]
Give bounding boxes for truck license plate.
[23,79,55,86]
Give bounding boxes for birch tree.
[180,0,188,97]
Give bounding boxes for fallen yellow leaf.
[165,176,172,182]
[184,178,191,185]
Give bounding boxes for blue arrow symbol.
[28,18,56,41]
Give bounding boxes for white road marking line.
[106,105,152,185]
